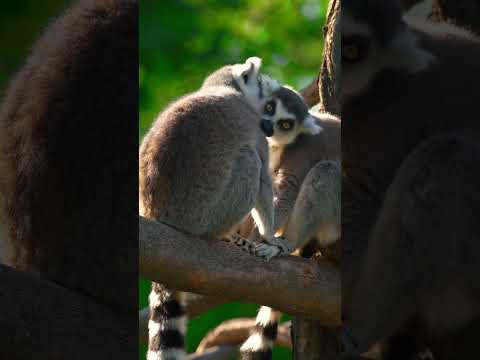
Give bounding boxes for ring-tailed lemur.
[240,86,341,360]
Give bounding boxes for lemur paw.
[254,236,291,261]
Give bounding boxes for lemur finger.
[254,242,288,261]
[267,236,292,254]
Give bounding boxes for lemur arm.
[272,167,305,234]
[250,141,275,241]
[272,144,318,235]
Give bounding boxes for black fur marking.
[151,298,185,323]
[255,322,278,341]
[240,349,273,360]
[149,330,185,350]
[258,77,264,99]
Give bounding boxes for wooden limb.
[300,75,320,108]
[292,1,342,358]
[187,346,238,360]
[0,264,136,360]
[197,319,292,352]
[139,216,340,325]
[139,293,231,344]
[318,0,341,115]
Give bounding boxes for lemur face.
[260,86,321,146]
[341,0,435,105]
[231,57,282,113]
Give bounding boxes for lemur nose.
[260,118,274,137]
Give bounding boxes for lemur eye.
[264,101,276,115]
[278,119,293,131]
[342,36,370,64]
[343,44,361,61]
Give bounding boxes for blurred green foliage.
[140,0,327,359]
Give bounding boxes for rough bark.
[139,216,340,324]
[317,0,341,115]
[197,319,292,352]
[292,0,342,359]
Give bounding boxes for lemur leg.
[284,161,341,250]
[343,136,480,357]
[240,306,282,360]
[148,283,187,360]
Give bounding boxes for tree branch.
[300,75,320,108]
[188,346,239,360]
[139,216,340,325]
[0,264,136,360]
[197,319,292,352]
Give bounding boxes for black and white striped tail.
[147,283,187,360]
[240,306,281,360]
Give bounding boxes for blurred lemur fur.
[0,0,138,357]
[140,58,298,360]
[341,0,480,359]
[240,86,341,360]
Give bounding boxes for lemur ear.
[302,115,323,135]
[233,57,262,84]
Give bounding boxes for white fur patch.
[405,0,433,19]
[268,145,283,174]
[302,114,323,135]
[260,74,281,97]
[148,316,187,337]
[250,208,269,239]
[387,29,436,73]
[147,349,186,360]
[149,290,162,308]
[256,306,280,326]
[232,57,263,111]
[240,333,272,352]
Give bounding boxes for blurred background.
[0,1,67,92]
[140,0,327,359]
[1,1,327,359]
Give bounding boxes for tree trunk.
[292,0,341,358]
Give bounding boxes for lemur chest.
[269,146,283,175]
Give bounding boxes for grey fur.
[240,94,341,360]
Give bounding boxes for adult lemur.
[140,58,316,360]
[240,86,341,359]
[0,0,137,358]
[342,0,480,359]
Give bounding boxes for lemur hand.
[254,236,292,261]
